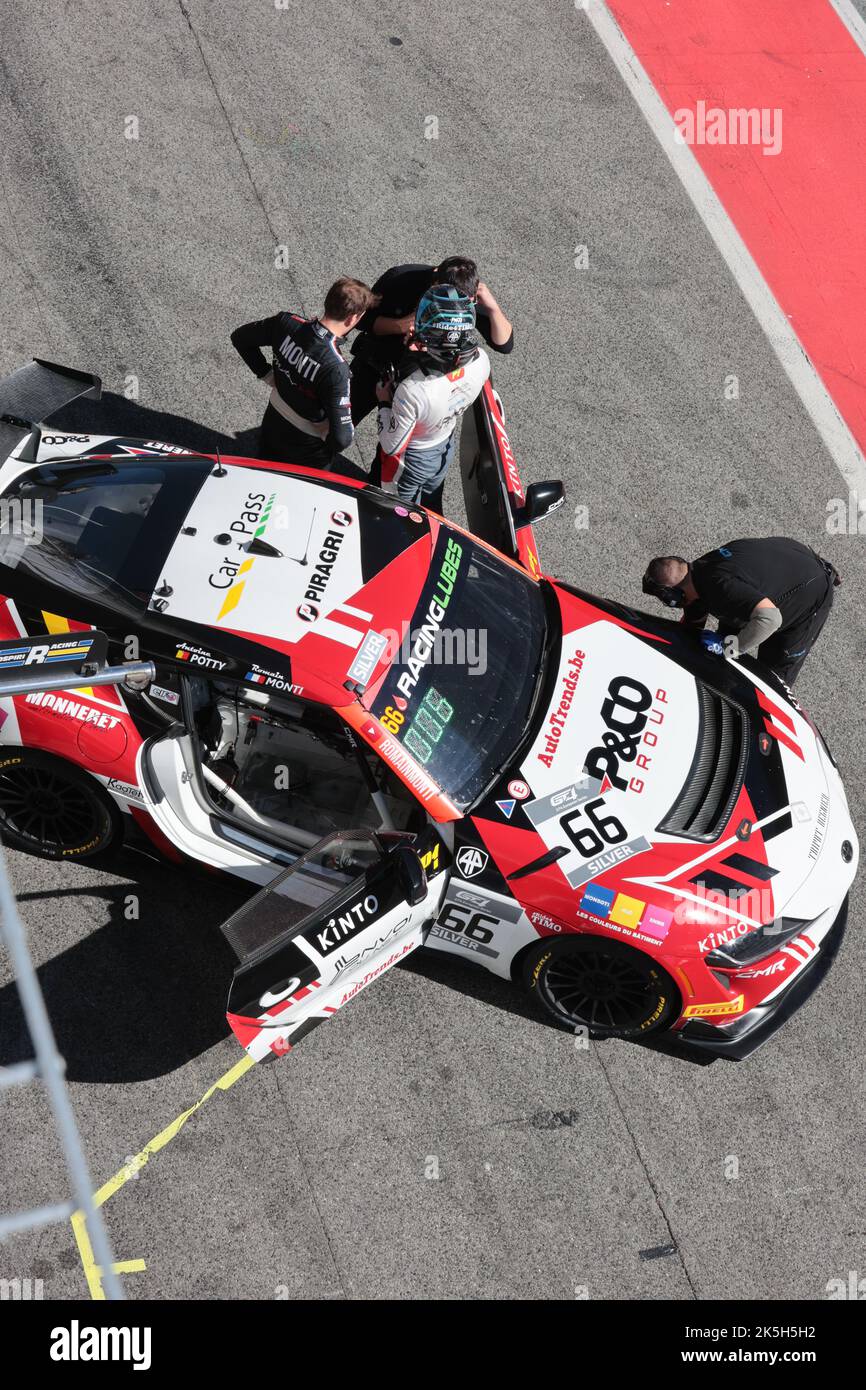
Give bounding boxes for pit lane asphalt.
[0,0,864,1301]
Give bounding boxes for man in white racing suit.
[374,285,490,510]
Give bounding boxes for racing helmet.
[413,285,478,369]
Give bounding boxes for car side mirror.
[393,844,428,906]
[515,480,565,528]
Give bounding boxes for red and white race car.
[0,360,857,1061]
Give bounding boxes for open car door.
[222,830,446,1063]
[460,380,546,579]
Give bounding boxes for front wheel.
[0,749,121,861]
[522,934,679,1039]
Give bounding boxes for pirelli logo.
[683,995,745,1019]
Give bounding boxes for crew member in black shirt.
[350,256,513,424]
[642,538,841,684]
[232,276,379,468]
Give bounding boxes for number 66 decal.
[560,797,627,858]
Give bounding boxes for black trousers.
[757,569,836,685]
[258,402,332,468]
[349,359,380,426]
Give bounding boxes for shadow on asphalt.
[0,843,253,1083]
[0,838,716,1083]
[402,950,718,1068]
[51,392,371,482]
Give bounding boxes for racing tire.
[522,934,679,1040]
[0,749,121,862]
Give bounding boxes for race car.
[0,359,857,1061]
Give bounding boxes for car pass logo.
[456,846,488,879]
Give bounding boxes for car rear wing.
[0,358,102,466]
[460,380,562,580]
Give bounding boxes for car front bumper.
[674,894,849,1060]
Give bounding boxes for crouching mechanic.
[231,277,379,468]
[642,537,841,685]
[374,286,490,510]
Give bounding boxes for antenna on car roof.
[212,442,227,477]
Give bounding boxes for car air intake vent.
[659,685,748,841]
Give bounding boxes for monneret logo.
[24,692,120,729]
[303,530,345,604]
[50,1320,152,1370]
[674,101,782,156]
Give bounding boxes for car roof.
[150,455,437,708]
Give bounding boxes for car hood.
[475,584,853,946]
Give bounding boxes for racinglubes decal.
[372,529,465,759]
[389,537,463,707]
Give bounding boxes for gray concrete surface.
[0,0,864,1300]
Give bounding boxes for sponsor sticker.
[565,835,652,890]
[175,644,227,670]
[683,996,745,1019]
[107,778,144,802]
[455,846,489,880]
[149,684,179,705]
[609,893,645,931]
[347,630,388,688]
[640,904,673,941]
[580,882,616,918]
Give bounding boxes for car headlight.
[705,916,811,969]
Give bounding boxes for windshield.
[369,528,547,810]
[0,458,212,613]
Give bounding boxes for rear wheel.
[0,750,120,861]
[522,934,679,1039]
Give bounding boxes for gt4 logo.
[455,846,488,879]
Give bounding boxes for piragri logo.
[674,101,782,157]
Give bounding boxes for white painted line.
[829,0,866,61]
[583,0,866,499]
